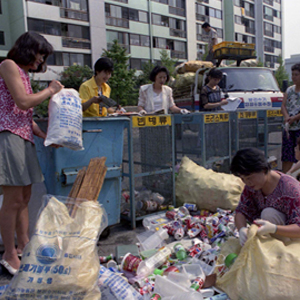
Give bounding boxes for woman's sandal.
[0,259,18,275]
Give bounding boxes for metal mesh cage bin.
[122,115,175,228]
[174,113,232,173]
[34,117,129,227]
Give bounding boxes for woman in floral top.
[231,147,300,246]
[0,32,63,274]
[281,63,300,173]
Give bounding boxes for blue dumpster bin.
[34,117,129,227]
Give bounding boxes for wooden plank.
[77,157,107,201]
[70,157,107,218]
[66,167,86,216]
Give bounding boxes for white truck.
[174,66,284,111]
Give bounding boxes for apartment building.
[0,0,282,82]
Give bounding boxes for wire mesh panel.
[236,111,259,149]
[203,112,231,172]
[265,109,283,169]
[122,115,175,228]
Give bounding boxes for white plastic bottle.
[140,228,169,251]
[137,246,171,277]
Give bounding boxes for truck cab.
[187,66,283,111]
[215,67,283,110]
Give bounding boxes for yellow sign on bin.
[267,110,282,117]
[132,115,171,128]
[204,113,229,124]
[238,111,257,119]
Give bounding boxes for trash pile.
[100,203,239,300]
[121,190,171,217]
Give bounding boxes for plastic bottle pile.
[99,204,239,300]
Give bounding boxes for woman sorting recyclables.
[80,57,115,117]
[231,147,300,246]
[0,32,63,275]
[281,63,300,173]
[138,65,189,115]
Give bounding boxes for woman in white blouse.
[138,66,189,114]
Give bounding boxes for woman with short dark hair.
[0,32,63,274]
[80,57,114,117]
[231,147,300,246]
[138,65,189,115]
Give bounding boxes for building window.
[141,35,150,47]
[169,0,185,17]
[106,30,130,53]
[263,0,273,5]
[235,33,254,44]
[263,6,273,21]
[265,54,278,68]
[235,15,243,24]
[0,31,4,45]
[47,51,91,67]
[130,34,140,46]
[0,0,2,14]
[152,14,169,26]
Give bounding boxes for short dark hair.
[7,31,53,73]
[149,66,170,82]
[230,148,271,176]
[291,63,300,73]
[208,68,223,79]
[94,57,114,75]
[202,22,211,29]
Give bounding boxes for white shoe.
[0,259,18,275]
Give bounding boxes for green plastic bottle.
[173,243,187,260]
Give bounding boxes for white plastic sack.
[2,195,107,300]
[98,266,144,300]
[44,88,84,150]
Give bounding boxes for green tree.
[135,60,155,88]
[274,55,289,91]
[31,79,49,117]
[159,49,178,76]
[102,40,138,106]
[60,64,93,91]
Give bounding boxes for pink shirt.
[0,61,34,143]
[236,172,300,226]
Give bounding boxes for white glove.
[180,109,190,114]
[255,219,277,236]
[239,227,248,246]
[139,109,147,115]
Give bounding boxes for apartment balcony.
[171,50,186,59]
[197,34,204,42]
[245,27,255,34]
[107,42,130,53]
[196,14,209,23]
[264,46,275,53]
[106,16,129,28]
[169,6,185,17]
[62,37,91,49]
[263,0,274,5]
[60,7,88,21]
[264,30,274,38]
[170,28,186,38]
